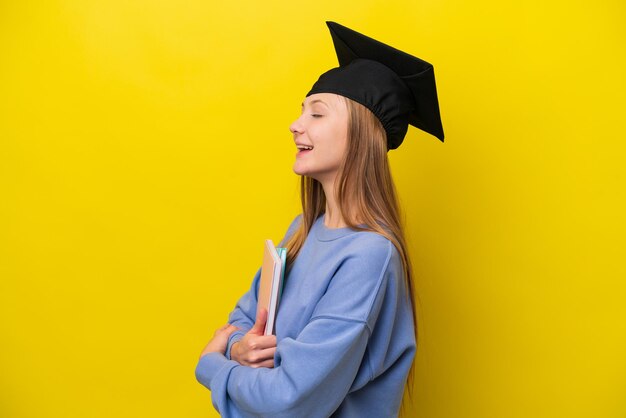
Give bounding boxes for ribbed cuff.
[225,331,245,360]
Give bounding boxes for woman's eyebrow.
[302,99,329,108]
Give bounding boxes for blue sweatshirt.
[195,215,416,417]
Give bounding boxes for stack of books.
[257,239,287,336]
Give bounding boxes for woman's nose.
[289,116,303,135]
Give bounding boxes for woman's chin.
[292,163,308,177]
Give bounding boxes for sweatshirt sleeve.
[195,240,394,418]
[224,269,260,360]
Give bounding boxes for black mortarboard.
[307,21,444,149]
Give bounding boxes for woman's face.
[290,93,349,184]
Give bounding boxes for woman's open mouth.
[296,145,313,157]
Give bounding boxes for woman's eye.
[311,114,323,118]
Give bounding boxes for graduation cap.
[307,21,444,149]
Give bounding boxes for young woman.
[196,22,444,418]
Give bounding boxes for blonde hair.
[284,96,418,407]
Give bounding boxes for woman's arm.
[224,215,302,361]
[223,269,260,360]
[195,241,395,418]
[198,324,239,359]
[230,308,276,368]
[198,317,371,417]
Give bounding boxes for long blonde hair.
[284,96,418,405]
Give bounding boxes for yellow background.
[1,1,625,417]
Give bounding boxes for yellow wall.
[1,1,624,417]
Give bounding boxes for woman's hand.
[231,309,277,368]
[199,323,239,359]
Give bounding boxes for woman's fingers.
[256,347,276,362]
[230,325,277,366]
[239,346,276,367]
[200,324,240,358]
[249,358,275,369]
[247,347,276,363]
[248,335,277,350]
